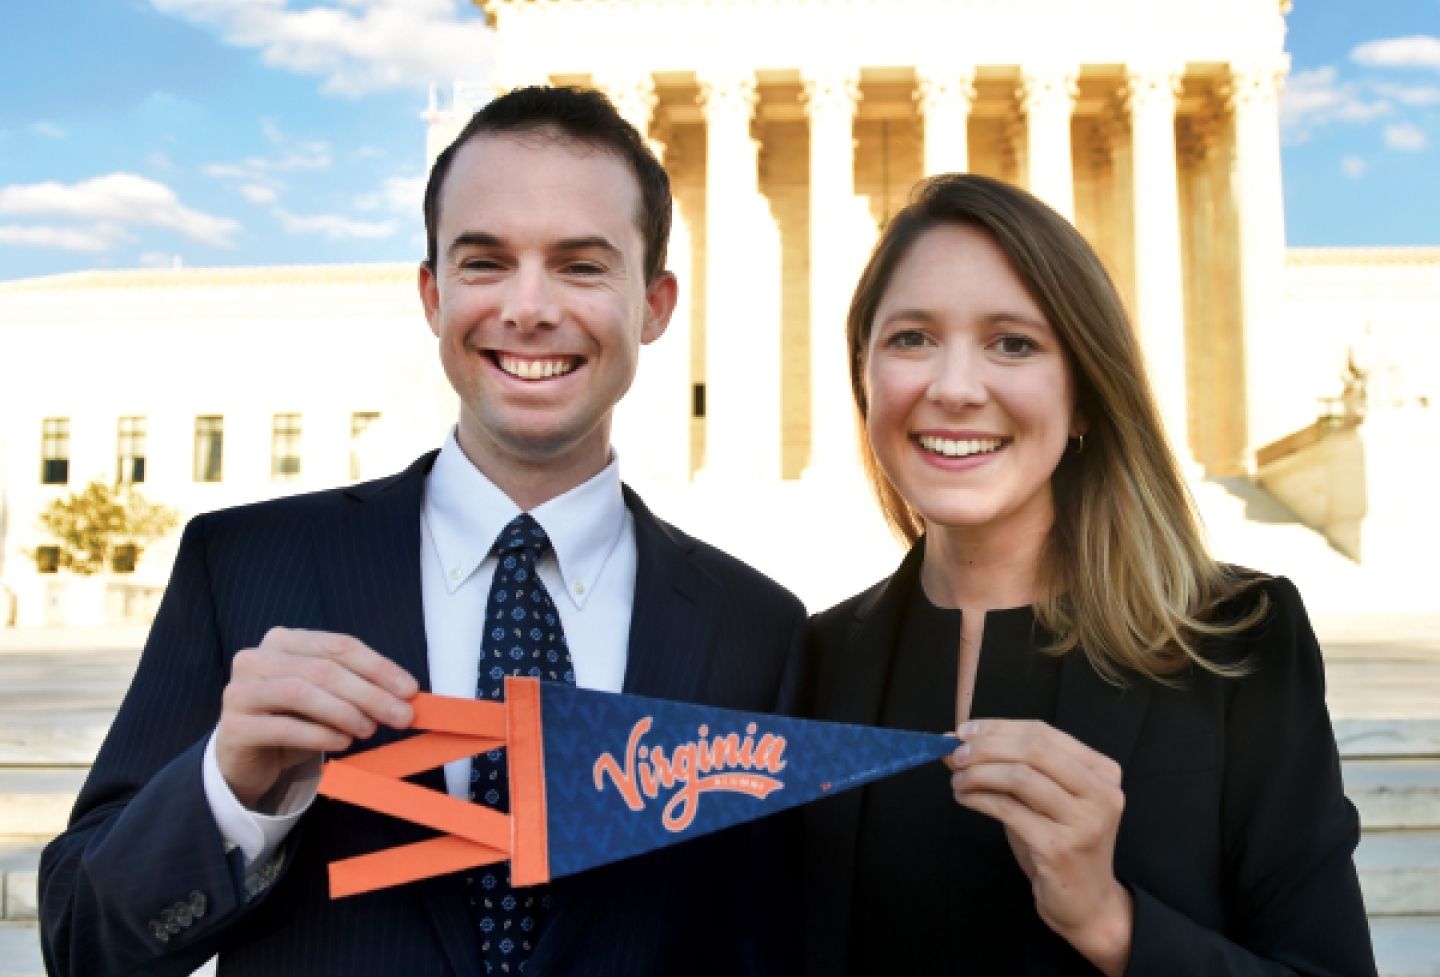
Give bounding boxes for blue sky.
[0,0,1436,283]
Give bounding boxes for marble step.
[1347,758,1440,830]
[0,769,84,837]
[1357,830,1440,917]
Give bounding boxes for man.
[40,87,805,977]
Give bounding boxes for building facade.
[2,0,1438,625]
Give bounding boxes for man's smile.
[491,352,582,380]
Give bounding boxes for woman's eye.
[994,334,1038,356]
[885,329,929,349]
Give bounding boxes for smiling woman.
[801,173,1376,977]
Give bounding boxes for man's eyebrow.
[446,231,503,259]
[554,236,621,258]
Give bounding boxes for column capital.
[1177,106,1224,165]
[914,66,977,118]
[594,71,658,134]
[801,69,861,118]
[1122,64,1184,115]
[1223,57,1290,110]
[697,69,758,120]
[1017,67,1079,114]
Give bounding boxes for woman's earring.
[1069,433,1085,455]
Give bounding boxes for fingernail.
[957,721,980,738]
[390,702,412,726]
[950,743,971,764]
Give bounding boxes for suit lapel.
[804,542,922,977]
[312,451,482,977]
[617,485,721,701]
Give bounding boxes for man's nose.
[926,346,986,409]
[501,263,561,332]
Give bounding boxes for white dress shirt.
[202,430,637,868]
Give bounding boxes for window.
[36,546,61,573]
[350,411,381,481]
[41,418,69,485]
[117,416,146,484]
[194,416,224,483]
[112,544,139,573]
[272,413,302,480]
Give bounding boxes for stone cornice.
[0,263,416,293]
[1286,247,1440,269]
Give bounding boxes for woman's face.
[863,223,1082,540]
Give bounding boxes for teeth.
[918,435,1004,458]
[498,354,576,380]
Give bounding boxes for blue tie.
[469,513,574,973]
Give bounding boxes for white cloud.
[273,207,396,240]
[1280,67,1392,140]
[148,0,497,97]
[1340,155,1368,179]
[1352,35,1440,71]
[28,121,66,139]
[0,173,239,247]
[355,174,425,215]
[0,224,119,252]
[1374,83,1440,106]
[240,184,279,204]
[1383,122,1428,151]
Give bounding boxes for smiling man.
[40,87,805,977]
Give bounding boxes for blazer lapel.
[312,450,482,977]
[804,542,923,977]
[1023,637,1152,977]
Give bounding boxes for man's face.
[419,130,675,502]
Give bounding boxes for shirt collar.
[423,429,627,609]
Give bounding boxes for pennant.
[318,676,955,898]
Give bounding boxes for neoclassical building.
[3,0,1438,627]
[424,0,1297,483]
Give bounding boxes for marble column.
[1125,64,1193,467]
[916,67,976,176]
[595,73,691,486]
[1227,59,1291,462]
[801,68,862,479]
[1017,67,1079,220]
[697,69,780,480]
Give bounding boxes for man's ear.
[417,261,442,338]
[640,270,678,345]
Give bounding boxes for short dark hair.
[422,85,672,283]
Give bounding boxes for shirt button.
[573,581,585,595]
[450,567,463,582]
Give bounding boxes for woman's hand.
[948,719,1133,977]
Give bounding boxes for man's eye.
[460,258,502,271]
[565,262,605,275]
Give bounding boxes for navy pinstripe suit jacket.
[39,452,807,977]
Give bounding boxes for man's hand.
[216,627,418,810]
[948,719,1132,977]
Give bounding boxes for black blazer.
[40,452,806,977]
[803,543,1376,977]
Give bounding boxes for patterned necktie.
[469,513,574,973]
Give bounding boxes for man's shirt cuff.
[201,730,318,868]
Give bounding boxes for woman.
[802,174,1374,976]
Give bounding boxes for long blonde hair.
[847,174,1264,683]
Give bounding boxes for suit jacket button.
[160,908,176,927]
[151,921,170,943]
[189,890,208,917]
[176,903,194,927]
